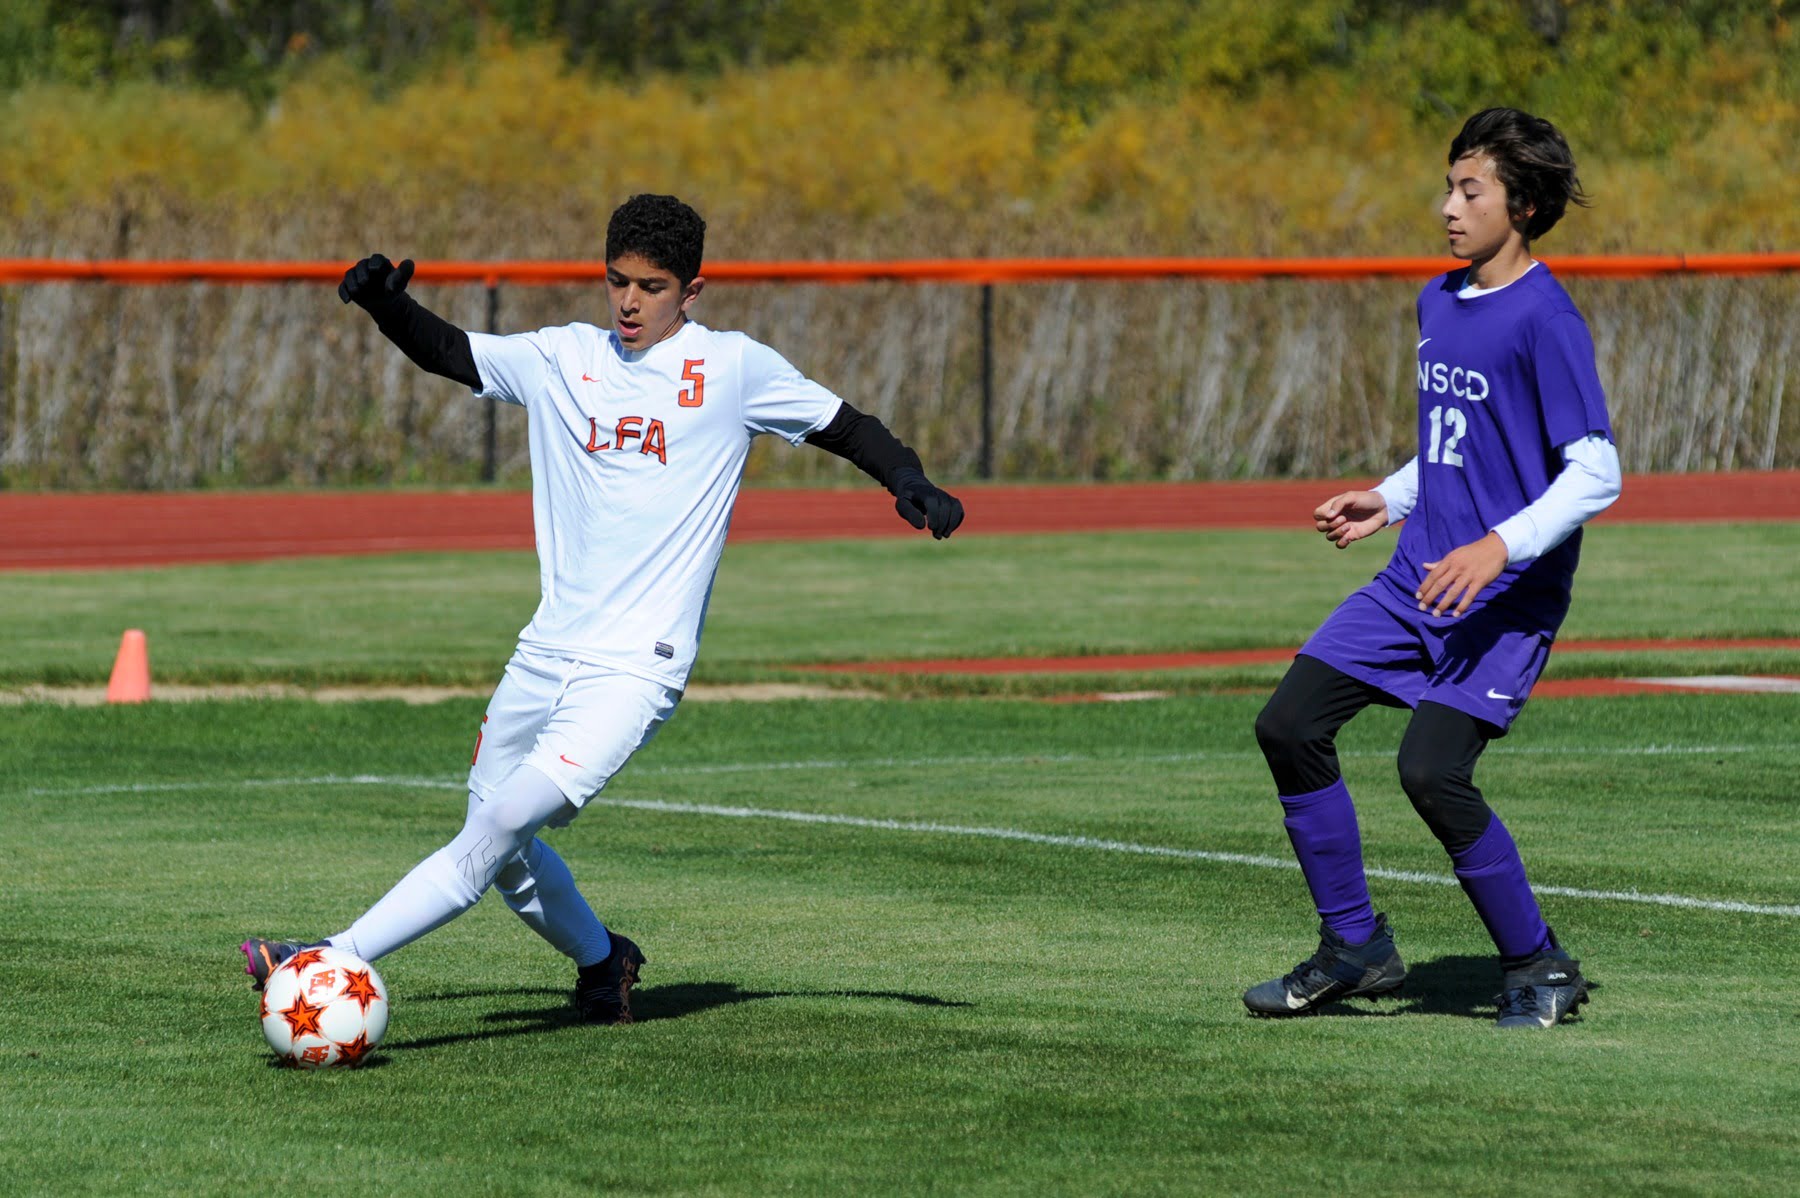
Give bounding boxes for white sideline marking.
[590,795,1800,919]
[25,761,1800,919]
[1632,675,1800,694]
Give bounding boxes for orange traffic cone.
[106,629,151,703]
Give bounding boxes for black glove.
[338,253,415,308]
[892,469,964,539]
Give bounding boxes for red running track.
[1,471,1796,571]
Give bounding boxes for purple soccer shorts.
[1297,576,1560,733]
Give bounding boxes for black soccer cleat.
[1494,930,1588,1029]
[574,932,646,1024]
[1243,913,1407,1016]
[240,937,322,991]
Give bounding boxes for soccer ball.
[259,946,388,1069]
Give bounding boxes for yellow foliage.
[1,81,256,211]
[1,39,1796,256]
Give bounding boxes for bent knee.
[492,840,543,890]
[1253,702,1294,758]
[1255,697,1328,760]
[1396,752,1446,804]
[1395,757,1490,850]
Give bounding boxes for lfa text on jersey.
[584,416,669,465]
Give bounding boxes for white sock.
[332,849,479,962]
[495,838,614,967]
[330,766,574,962]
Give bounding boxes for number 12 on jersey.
[1427,405,1467,467]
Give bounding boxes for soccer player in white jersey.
[242,195,964,1022]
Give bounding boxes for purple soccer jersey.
[1269,263,1599,965]
[1300,263,1613,731]
[1385,264,1613,618]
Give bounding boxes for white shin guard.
[333,765,575,962]
[494,838,613,968]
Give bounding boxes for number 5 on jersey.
[679,359,705,407]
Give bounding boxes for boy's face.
[1441,154,1528,259]
[605,252,703,351]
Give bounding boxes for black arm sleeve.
[364,293,482,390]
[803,401,925,493]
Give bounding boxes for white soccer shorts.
[467,646,680,816]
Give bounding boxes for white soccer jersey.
[468,320,842,688]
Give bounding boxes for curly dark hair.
[604,194,706,284]
[1449,108,1590,242]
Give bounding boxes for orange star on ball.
[279,992,326,1039]
[335,1032,374,1067]
[341,968,382,1014]
[285,947,327,972]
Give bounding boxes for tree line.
[3,0,1792,131]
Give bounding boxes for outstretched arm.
[339,254,481,390]
[805,402,964,539]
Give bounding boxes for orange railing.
[3,253,1800,286]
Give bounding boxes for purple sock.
[1279,779,1378,944]
[1451,815,1551,960]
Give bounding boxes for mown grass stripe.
[583,796,1800,919]
[22,738,1794,796]
[29,771,1798,918]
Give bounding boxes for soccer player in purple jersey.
[1242,109,1621,1028]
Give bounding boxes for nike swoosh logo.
[1285,991,1310,1010]
[581,374,600,383]
[1417,337,1431,350]
[559,754,583,768]
[1486,688,1514,700]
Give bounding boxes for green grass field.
[1,523,1796,689]
[2,522,1798,1195]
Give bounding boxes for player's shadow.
[635,981,974,1022]
[380,986,574,1051]
[263,1055,396,1070]
[1297,955,1501,1019]
[1311,954,1598,1020]
[1385,954,1498,1019]
[381,981,970,1050]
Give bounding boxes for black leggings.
[1254,654,1496,854]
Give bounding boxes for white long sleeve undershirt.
[1372,434,1622,564]
[1371,457,1419,524]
